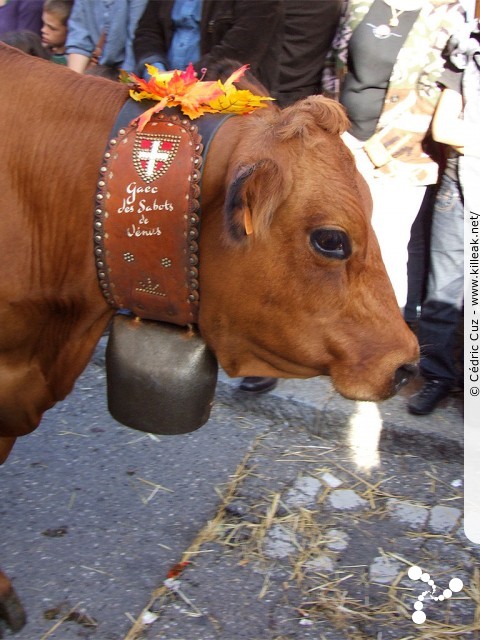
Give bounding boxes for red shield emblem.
[133,133,181,183]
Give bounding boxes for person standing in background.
[133,0,283,396]
[274,0,344,107]
[133,0,284,93]
[66,0,148,76]
[408,17,479,414]
[0,0,43,36]
[323,0,465,317]
[239,0,343,395]
[41,0,73,64]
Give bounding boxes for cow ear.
[224,159,286,242]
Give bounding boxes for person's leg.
[404,185,436,326]
[408,174,464,414]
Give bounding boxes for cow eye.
[310,229,351,260]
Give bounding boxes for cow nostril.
[394,363,419,391]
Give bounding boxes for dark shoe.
[238,377,278,394]
[408,379,452,415]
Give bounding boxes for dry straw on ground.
[119,435,474,640]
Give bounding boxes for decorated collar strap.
[94,64,272,326]
[94,111,204,326]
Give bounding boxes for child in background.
[41,0,72,64]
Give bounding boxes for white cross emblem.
[134,134,181,183]
[138,140,171,177]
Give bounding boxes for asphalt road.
[0,341,471,640]
[0,350,273,640]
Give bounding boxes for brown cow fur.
[0,43,419,635]
[0,569,25,632]
[0,44,418,444]
[199,105,417,400]
[0,45,126,442]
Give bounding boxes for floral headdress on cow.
[121,63,273,131]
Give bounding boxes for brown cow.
[0,44,418,632]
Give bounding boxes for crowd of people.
[0,0,475,416]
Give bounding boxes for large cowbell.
[106,314,218,435]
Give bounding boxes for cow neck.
[94,99,232,326]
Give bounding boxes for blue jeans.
[405,186,435,323]
[417,174,464,385]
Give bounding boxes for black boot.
[238,377,278,394]
[408,379,452,415]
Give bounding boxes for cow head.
[199,96,419,401]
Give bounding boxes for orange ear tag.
[244,206,253,235]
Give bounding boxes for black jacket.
[133,0,284,92]
[275,0,343,107]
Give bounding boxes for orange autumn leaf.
[222,64,250,88]
[121,63,273,129]
[175,79,225,119]
[136,97,169,131]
